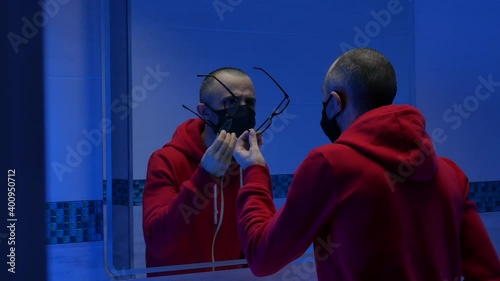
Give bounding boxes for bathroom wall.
[129,0,415,179]
[42,0,500,279]
[414,0,500,183]
[44,0,104,244]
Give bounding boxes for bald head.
[325,48,397,112]
[199,67,250,104]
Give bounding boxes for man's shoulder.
[437,156,467,177]
[303,143,364,173]
[310,142,354,158]
[148,144,193,163]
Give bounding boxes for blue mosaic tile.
[131,177,500,203]
[134,180,145,206]
[46,200,104,244]
[271,174,293,198]
[110,179,131,206]
[470,181,500,212]
[45,179,499,244]
[132,175,293,205]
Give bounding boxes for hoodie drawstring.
[213,183,218,225]
[212,177,225,270]
[211,168,243,270]
[240,167,243,188]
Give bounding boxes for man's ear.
[330,91,343,112]
[197,103,216,122]
[197,103,209,118]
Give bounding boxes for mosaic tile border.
[127,178,500,212]
[103,179,134,205]
[48,179,500,244]
[46,200,103,244]
[107,175,293,206]
[469,181,500,212]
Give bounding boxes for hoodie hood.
[164,118,206,163]
[336,104,438,182]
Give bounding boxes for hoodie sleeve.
[236,150,336,277]
[444,159,500,280]
[142,149,217,260]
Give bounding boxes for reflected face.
[199,72,258,136]
[204,73,256,112]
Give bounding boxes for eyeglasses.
[182,67,290,134]
[196,73,241,116]
[252,67,290,134]
[181,74,240,132]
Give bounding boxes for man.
[142,67,264,276]
[233,48,500,281]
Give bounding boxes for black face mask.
[320,95,342,143]
[208,105,256,137]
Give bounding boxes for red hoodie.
[236,104,500,281]
[143,118,256,275]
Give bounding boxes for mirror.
[103,0,415,277]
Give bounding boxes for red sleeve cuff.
[190,165,218,191]
[242,164,271,190]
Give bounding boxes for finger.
[223,133,238,162]
[239,129,250,139]
[235,131,248,150]
[256,131,263,147]
[238,130,251,150]
[207,130,226,153]
[238,129,250,141]
[215,131,231,158]
[248,129,258,149]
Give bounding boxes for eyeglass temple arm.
[181,104,216,130]
[254,119,269,133]
[253,67,290,98]
[181,104,201,117]
[197,74,238,99]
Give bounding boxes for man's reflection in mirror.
[142,67,270,276]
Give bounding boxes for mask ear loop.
[205,103,236,133]
[181,103,237,135]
